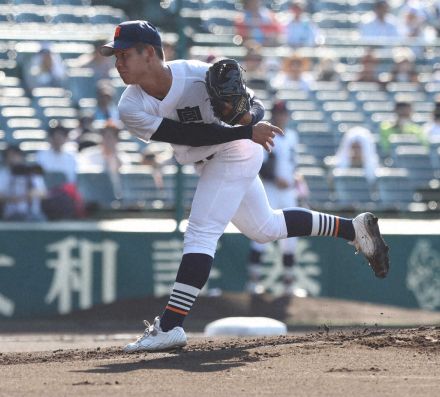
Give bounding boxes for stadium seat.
[388,134,424,159]
[1,87,26,97]
[0,75,21,87]
[13,0,48,4]
[347,82,382,93]
[19,141,50,163]
[15,13,48,24]
[315,90,349,102]
[42,107,78,121]
[67,67,96,102]
[32,87,67,98]
[375,167,414,211]
[276,89,310,101]
[52,0,88,5]
[6,118,42,133]
[36,97,72,108]
[120,166,173,210]
[88,13,124,25]
[392,146,435,189]
[11,129,47,142]
[331,168,375,210]
[1,106,36,119]
[286,100,317,112]
[322,101,358,113]
[77,171,120,210]
[362,101,394,115]
[429,137,440,170]
[298,166,334,210]
[0,97,31,107]
[354,91,390,103]
[51,14,86,24]
[291,110,326,125]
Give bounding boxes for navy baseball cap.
[100,20,162,57]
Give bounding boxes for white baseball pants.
[183,140,288,257]
[250,181,298,255]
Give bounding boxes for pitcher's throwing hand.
[252,121,284,152]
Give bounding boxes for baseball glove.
[205,58,251,125]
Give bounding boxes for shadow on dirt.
[73,343,272,373]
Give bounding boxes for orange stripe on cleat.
[166,305,188,316]
[334,217,340,237]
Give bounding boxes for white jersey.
[118,59,229,165]
[117,58,290,259]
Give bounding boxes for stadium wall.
[0,219,439,318]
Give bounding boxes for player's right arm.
[118,91,282,152]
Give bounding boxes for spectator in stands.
[423,101,440,139]
[241,45,276,90]
[246,100,303,296]
[400,4,428,38]
[78,121,131,199]
[359,0,403,40]
[69,40,114,81]
[356,49,382,84]
[0,145,47,221]
[78,121,131,172]
[235,0,282,46]
[36,120,77,184]
[387,47,419,83]
[333,126,380,184]
[284,0,323,48]
[314,55,342,82]
[24,43,66,93]
[270,53,314,91]
[379,101,427,155]
[94,79,120,122]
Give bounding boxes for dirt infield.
[0,296,439,397]
[0,327,439,397]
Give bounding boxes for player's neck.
[139,64,172,100]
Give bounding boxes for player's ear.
[144,44,158,61]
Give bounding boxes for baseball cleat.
[123,316,187,353]
[351,212,390,278]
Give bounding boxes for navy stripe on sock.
[173,289,197,299]
[170,293,194,304]
[168,299,191,310]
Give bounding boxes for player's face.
[114,47,147,84]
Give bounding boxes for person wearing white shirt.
[98,20,389,353]
[247,101,302,296]
[359,0,403,40]
[333,126,380,185]
[36,122,77,183]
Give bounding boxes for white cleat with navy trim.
[123,317,187,353]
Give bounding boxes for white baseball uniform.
[118,59,288,257]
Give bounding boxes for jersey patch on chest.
[177,106,203,123]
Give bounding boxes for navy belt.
[195,154,215,165]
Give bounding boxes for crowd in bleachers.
[1,0,440,221]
